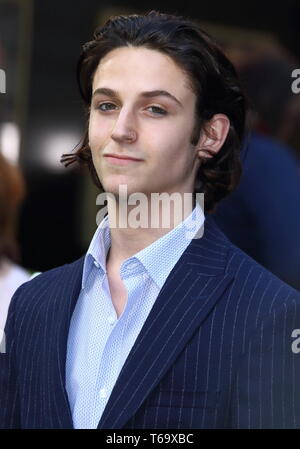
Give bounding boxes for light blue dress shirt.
[66,203,204,428]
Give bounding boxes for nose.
[111,108,137,143]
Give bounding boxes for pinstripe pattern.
[1,216,300,428]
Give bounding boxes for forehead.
[92,46,194,98]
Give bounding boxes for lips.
[104,154,142,161]
[104,154,143,166]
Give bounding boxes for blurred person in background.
[213,55,300,291]
[239,56,300,157]
[0,152,30,331]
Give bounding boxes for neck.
[106,193,196,266]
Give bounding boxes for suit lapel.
[46,256,85,428]
[98,216,234,429]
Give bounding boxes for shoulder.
[225,238,300,313]
[9,255,85,311]
[204,216,300,309]
[193,216,300,306]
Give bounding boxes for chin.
[104,179,140,196]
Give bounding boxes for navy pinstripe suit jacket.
[1,216,300,429]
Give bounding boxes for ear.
[196,114,230,160]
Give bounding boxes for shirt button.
[94,260,100,269]
[107,315,116,326]
[99,388,107,398]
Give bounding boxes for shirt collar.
[132,202,204,289]
[82,202,204,290]
[81,215,110,289]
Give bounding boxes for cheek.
[88,116,98,148]
[88,115,111,149]
[150,126,192,165]
[88,123,100,147]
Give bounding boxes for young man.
[1,11,300,429]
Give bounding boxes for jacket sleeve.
[0,288,22,428]
[230,296,300,428]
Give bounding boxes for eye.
[147,106,168,116]
[97,102,117,112]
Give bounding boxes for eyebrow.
[92,87,183,108]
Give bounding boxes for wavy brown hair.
[62,10,247,213]
[0,153,25,264]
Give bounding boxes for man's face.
[89,46,201,198]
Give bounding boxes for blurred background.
[1,0,300,290]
